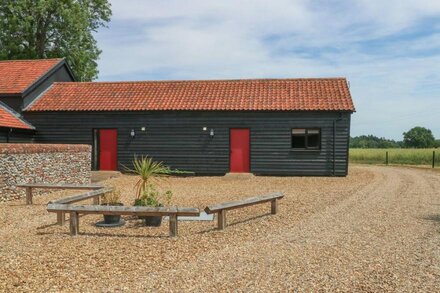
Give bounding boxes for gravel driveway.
[138,166,440,291]
[0,166,439,292]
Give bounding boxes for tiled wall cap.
[0,144,91,154]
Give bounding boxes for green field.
[350,148,439,166]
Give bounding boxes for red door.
[99,129,117,170]
[230,129,250,172]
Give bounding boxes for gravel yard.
[0,166,439,292]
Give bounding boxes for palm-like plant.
[124,155,171,200]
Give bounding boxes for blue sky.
[95,0,440,140]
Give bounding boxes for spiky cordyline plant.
[123,155,171,200]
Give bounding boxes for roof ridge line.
[52,77,348,85]
[0,58,64,63]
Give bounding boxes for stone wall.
[0,144,91,201]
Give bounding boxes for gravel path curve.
[0,166,439,292]
[141,166,440,292]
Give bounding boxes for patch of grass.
[350,148,440,166]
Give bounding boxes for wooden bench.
[48,187,113,225]
[204,192,284,230]
[47,204,200,237]
[16,183,104,205]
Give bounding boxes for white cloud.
[95,0,440,139]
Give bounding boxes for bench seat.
[204,192,284,230]
[49,187,113,225]
[16,183,104,205]
[47,204,200,237]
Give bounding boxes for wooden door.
[99,129,118,171]
[230,128,250,172]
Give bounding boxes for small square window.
[291,128,321,150]
[292,129,306,135]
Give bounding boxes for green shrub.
[134,184,173,207]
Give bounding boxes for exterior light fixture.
[202,127,207,131]
[130,129,136,138]
[141,127,146,132]
[209,128,215,138]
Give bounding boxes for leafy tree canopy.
[350,135,402,149]
[403,127,436,148]
[0,0,111,81]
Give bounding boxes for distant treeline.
[351,127,440,149]
[350,135,403,148]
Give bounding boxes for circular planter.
[96,219,125,228]
[101,203,123,224]
[143,215,163,227]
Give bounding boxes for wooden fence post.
[218,210,226,230]
[69,212,79,236]
[433,151,436,169]
[25,187,33,205]
[271,199,278,214]
[386,151,389,165]
[57,212,65,226]
[169,214,178,237]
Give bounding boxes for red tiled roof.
[0,59,63,94]
[27,78,355,112]
[0,103,35,130]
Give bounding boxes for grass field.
[350,148,439,166]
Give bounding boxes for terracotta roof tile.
[0,59,63,94]
[0,103,35,130]
[27,78,355,112]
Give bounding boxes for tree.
[0,0,111,81]
[350,135,401,149]
[403,127,436,148]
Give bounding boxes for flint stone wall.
[0,144,91,202]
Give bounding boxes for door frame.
[92,128,118,171]
[92,129,100,170]
[228,128,251,173]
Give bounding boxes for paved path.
[142,166,440,291]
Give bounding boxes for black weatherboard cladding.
[24,110,352,176]
[0,130,34,143]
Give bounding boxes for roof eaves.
[23,83,55,112]
[344,78,356,112]
[0,101,36,130]
[61,59,77,82]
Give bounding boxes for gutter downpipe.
[333,120,336,176]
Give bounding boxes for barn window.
[291,128,321,149]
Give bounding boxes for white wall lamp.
[202,126,214,138]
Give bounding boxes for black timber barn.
[0,59,356,176]
[0,59,74,142]
[25,79,355,176]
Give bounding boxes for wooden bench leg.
[57,212,66,225]
[218,210,226,230]
[69,212,79,236]
[271,199,278,215]
[169,214,178,237]
[25,187,33,205]
[93,196,100,205]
